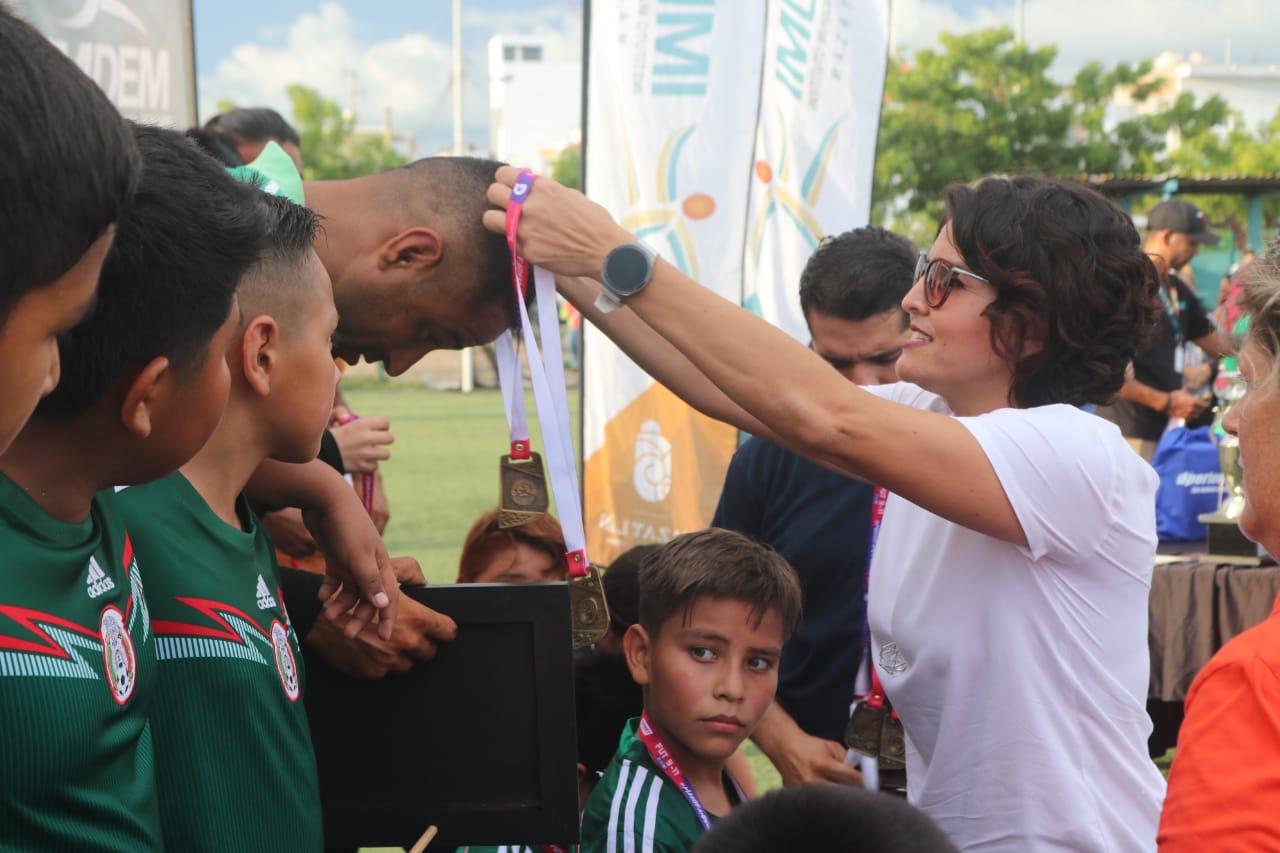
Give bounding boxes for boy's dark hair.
[204,107,301,147]
[690,784,959,853]
[0,5,139,320]
[638,530,802,639]
[38,123,266,417]
[185,126,246,167]
[574,650,643,774]
[942,176,1160,408]
[236,194,324,323]
[798,226,916,325]
[603,544,659,637]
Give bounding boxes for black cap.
[1148,198,1220,246]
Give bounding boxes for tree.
[873,27,1234,245]
[549,143,581,189]
[285,84,408,180]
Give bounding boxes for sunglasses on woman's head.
[914,251,990,309]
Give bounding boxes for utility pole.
[454,0,475,393]
[1015,0,1026,45]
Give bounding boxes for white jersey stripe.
[606,759,632,853]
[642,773,663,853]
[623,765,650,853]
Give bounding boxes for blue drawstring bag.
[1152,425,1223,541]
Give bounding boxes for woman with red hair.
[456,510,567,584]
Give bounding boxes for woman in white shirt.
[485,172,1168,851]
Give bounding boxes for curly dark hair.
[942,176,1160,408]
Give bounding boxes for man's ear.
[622,623,653,687]
[377,227,444,275]
[240,315,280,397]
[119,356,171,438]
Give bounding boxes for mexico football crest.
[99,605,136,705]
[270,620,300,702]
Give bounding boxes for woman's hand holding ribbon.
[482,165,631,279]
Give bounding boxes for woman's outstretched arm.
[490,170,1025,545]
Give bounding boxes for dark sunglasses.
[914,251,990,308]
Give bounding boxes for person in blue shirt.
[712,227,915,787]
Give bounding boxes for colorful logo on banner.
[618,124,717,279]
[585,384,738,561]
[749,113,843,265]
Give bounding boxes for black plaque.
[303,582,580,849]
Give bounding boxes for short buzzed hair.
[638,529,802,640]
[798,226,915,324]
[236,194,324,325]
[385,156,516,322]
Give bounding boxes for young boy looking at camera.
[0,123,262,851]
[580,529,802,853]
[116,192,339,851]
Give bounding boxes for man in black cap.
[1100,199,1232,459]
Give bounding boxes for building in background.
[488,34,580,171]
[1113,51,1280,149]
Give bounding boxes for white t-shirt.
[864,382,1166,852]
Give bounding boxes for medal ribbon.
[637,712,713,831]
[864,485,895,716]
[506,170,590,577]
[496,180,534,461]
[336,412,375,515]
[495,330,532,460]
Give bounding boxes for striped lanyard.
[862,486,896,716]
[636,712,714,830]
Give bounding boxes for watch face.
[604,245,653,296]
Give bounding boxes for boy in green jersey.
[0,8,137,456]
[118,190,344,851]
[580,530,802,853]
[0,123,262,851]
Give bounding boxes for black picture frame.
[304,582,580,849]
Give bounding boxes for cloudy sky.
[193,0,1279,155]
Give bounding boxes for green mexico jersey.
[579,718,742,853]
[0,475,160,852]
[118,473,322,852]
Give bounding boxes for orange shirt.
[1158,591,1280,850]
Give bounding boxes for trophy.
[1198,374,1258,563]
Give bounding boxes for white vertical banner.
[743,0,891,340]
[583,0,766,564]
[582,0,888,563]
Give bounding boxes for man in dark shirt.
[713,227,915,786]
[1100,199,1231,459]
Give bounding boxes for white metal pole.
[454,0,475,393]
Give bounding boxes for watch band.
[593,288,623,315]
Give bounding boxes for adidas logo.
[255,575,277,610]
[86,557,115,599]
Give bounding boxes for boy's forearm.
[244,458,350,511]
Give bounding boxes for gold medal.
[568,564,610,649]
[498,451,549,529]
[878,713,907,769]
[844,699,886,757]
